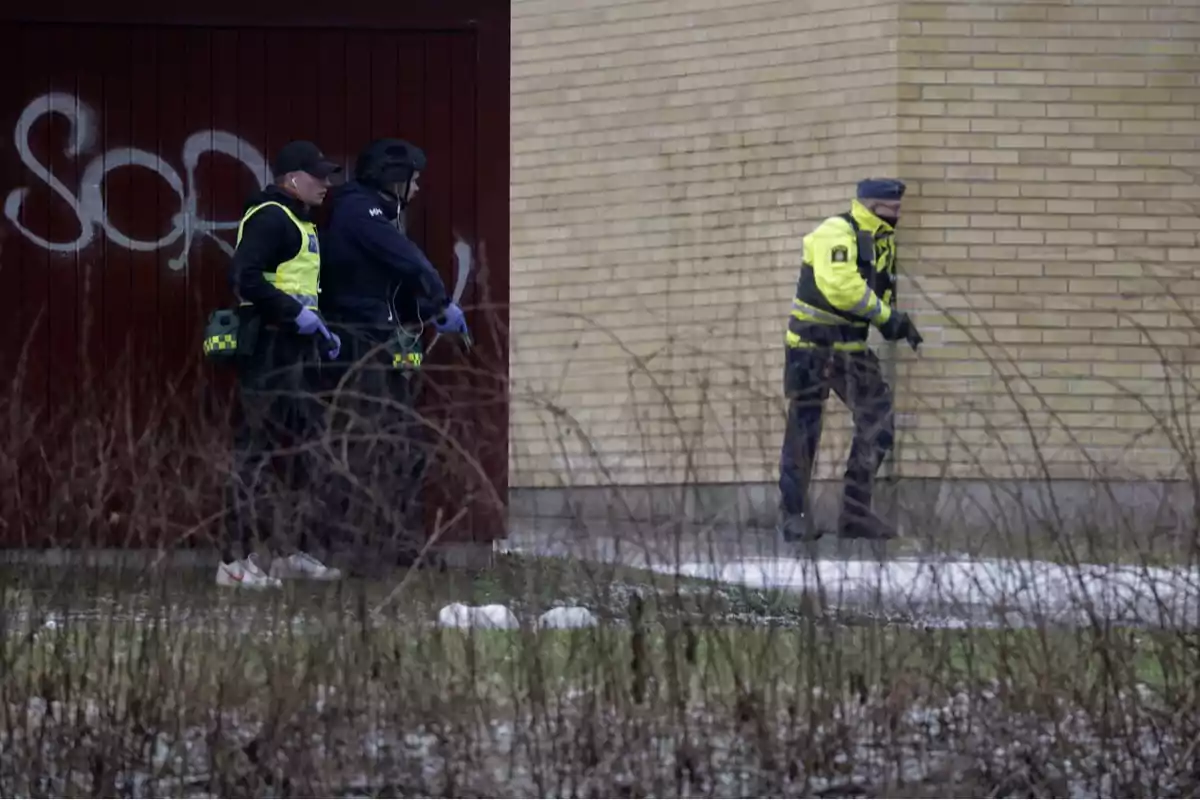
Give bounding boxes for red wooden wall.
[0,1,510,550]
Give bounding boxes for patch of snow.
[538,606,598,629]
[660,556,1200,628]
[436,602,520,630]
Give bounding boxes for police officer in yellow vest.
[778,178,923,543]
[220,140,344,589]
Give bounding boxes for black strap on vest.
[839,212,877,282]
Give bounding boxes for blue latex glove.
[294,307,332,339]
[326,332,341,360]
[435,303,468,335]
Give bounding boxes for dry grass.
[3,555,1200,797]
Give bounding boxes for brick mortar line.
[513,70,899,103]
[513,0,897,25]
[513,12,898,52]
[511,32,900,73]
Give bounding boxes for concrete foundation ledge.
[509,479,1200,541]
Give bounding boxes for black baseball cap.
[272,140,342,179]
[857,178,906,201]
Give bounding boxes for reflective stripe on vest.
[785,330,867,352]
[236,201,321,309]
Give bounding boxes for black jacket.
[228,185,313,323]
[318,181,449,335]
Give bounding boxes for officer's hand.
[294,307,331,339]
[325,332,342,360]
[905,324,923,353]
[435,302,468,334]
[877,311,912,343]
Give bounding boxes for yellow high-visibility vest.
[235,201,321,310]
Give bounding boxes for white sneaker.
[269,551,343,581]
[216,553,283,589]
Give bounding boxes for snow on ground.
[500,524,1200,629]
[660,555,1200,628]
[435,603,600,630]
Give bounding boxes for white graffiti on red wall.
[4,91,271,271]
[5,91,481,308]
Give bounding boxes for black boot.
[777,511,822,542]
[837,504,898,540]
[839,448,898,541]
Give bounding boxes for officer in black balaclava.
[776,178,923,544]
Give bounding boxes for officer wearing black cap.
[220,140,345,588]
[777,177,923,542]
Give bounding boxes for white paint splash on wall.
[452,237,472,305]
[4,91,271,270]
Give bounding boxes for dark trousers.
[225,325,325,562]
[320,324,427,567]
[778,347,895,519]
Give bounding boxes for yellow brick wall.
[510,0,903,487]
[895,0,1200,482]
[509,0,1200,489]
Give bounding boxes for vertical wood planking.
[0,4,511,548]
[74,30,106,396]
[127,27,159,426]
[474,3,512,541]
[420,35,453,310]
[416,33,460,541]
[369,33,400,145]
[0,24,18,381]
[262,30,291,187]
[315,31,348,178]
[156,27,189,392]
[342,30,373,185]
[398,34,427,247]
[10,32,50,542]
[200,28,238,426]
[181,28,214,377]
[45,28,81,427]
[15,33,50,404]
[235,29,268,214]
[101,28,134,386]
[395,35,426,155]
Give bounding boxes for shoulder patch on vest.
[830,245,849,263]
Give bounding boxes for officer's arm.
[811,218,892,326]
[229,207,304,322]
[348,198,450,313]
[889,255,899,309]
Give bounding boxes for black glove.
[877,310,912,343]
[905,325,923,353]
[878,311,923,353]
